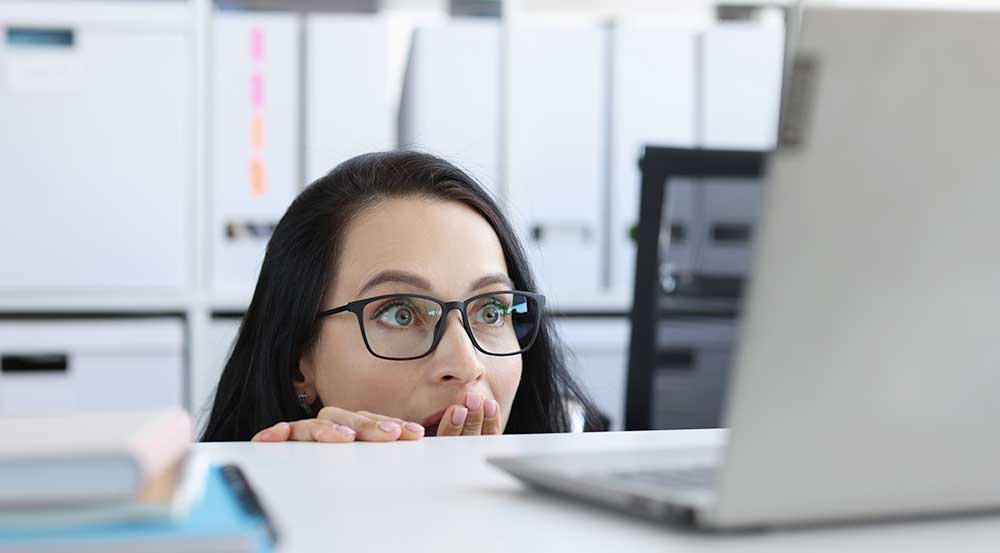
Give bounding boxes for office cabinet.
[610,23,698,301]
[305,15,393,183]
[0,2,190,292]
[0,318,185,417]
[399,19,500,197]
[506,23,608,309]
[212,13,301,293]
[554,317,629,431]
[651,318,735,429]
[659,177,763,287]
[701,22,784,149]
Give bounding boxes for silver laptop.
[489,2,1000,530]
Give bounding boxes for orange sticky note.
[249,158,267,199]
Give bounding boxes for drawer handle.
[710,223,752,244]
[656,348,695,371]
[5,27,75,49]
[1,354,68,373]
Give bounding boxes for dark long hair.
[201,150,605,441]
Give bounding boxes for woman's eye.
[474,302,506,326]
[376,303,418,328]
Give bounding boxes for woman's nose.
[430,312,485,384]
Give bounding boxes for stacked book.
[0,408,276,552]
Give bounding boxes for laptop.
[489,2,1000,530]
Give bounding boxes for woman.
[202,150,604,442]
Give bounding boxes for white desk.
[195,430,1000,552]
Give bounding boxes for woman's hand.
[250,393,502,442]
[432,393,502,437]
[251,406,427,443]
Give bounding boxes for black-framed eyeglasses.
[316,290,546,361]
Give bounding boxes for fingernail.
[254,430,272,441]
[277,422,289,431]
[404,422,424,433]
[336,425,356,436]
[465,393,483,411]
[484,399,498,418]
[452,406,468,426]
[377,421,401,433]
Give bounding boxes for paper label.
[4,51,82,93]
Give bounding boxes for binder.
[505,22,608,308]
[212,13,302,294]
[701,22,785,150]
[399,19,501,196]
[0,2,190,293]
[305,14,392,182]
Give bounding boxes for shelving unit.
[0,0,786,431]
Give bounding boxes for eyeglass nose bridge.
[429,299,477,349]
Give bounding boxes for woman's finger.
[435,404,468,437]
[251,421,292,442]
[357,410,425,440]
[287,419,326,441]
[461,393,485,436]
[482,399,501,435]
[317,406,405,442]
[287,419,356,443]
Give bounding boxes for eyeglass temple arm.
[316,305,351,319]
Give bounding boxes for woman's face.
[299,196,522,434]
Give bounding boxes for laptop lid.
[714,3,1000,527]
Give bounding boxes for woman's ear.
[294,352,318,406]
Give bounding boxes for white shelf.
[0,294,194,313]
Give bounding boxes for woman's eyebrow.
[358,271,515,297]
[467,273,515,293]
[358,270,433,296]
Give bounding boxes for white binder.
[0,2,190,292]
[305,15,393,182]
[211,13,301,294]
[701,21,785,150]
[399,19,501,197]
[505,22,608,310]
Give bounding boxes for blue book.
[0,465,277,553]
